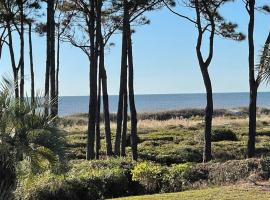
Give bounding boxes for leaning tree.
[243,1,270,157]
[164,0,244,162]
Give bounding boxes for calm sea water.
[58,92,270,116]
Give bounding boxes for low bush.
[17,158,133,200]
[162,163,192,192]
[212,129,238,142]
[207,159,259,184]
[182,165,209,184]
[67,159,131,198]
[17,158,270,199]
[259,157,270,179]
[59,118,75,127]
[212,150,237,161]
[132,162,164,194]
[158,147,202,164]
[176,148,203,163]
[139,147,202,165]
[0,144,16,200]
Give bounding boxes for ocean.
[58,92,270,116]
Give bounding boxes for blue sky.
[0,0,270,96]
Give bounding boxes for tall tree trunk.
[201,68,213,162]
[101,69,113,156]
[56,26,60,116]
[29,23,35,106]
[49,0,57,117]
[121,91,128,157]
[19,2,24,101]
[87,0,98,160]
[115,0,129,156]
[96,74,101,159]
[44,64,50,117]
[7,23,19,99]
[194,0,214,162]
[127,21,138,160]
[45,1,51,116]
[0,29,6,60]
[98,33,112,156]
[247,0,257,158]
[96,0,113,156]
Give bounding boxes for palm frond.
[26,144,59,174]
[0,145,16,200]
[257,33,270,84]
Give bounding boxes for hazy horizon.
[58,91,270,97]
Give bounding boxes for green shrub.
[20,169,127,200]
[182,165,209,184]
[132,162,164,193]
[208,159,259,184]
[18,158,132,200]
[212,150,237,161]
[259,108,270,115]
[59,118,74,127]
[162,163,192,192]
[0,145,16,200]
[261,121,269,126]
[18,158,270,199]
[27,128,66,157]
[259,157,270,179]
[139,147,202,165]
[67,159,131,198]
[22,175,102,200]
[176,148,203,163]
[212,129,238,142]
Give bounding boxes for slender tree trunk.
[56,26,60,116]
[96,74,101,159]
[87,0,98,160]
[201,67,213,162]
[247,0,257,158]
[0,29,6,60]
[101,70,113,156]
[115,65,125,156]
[49,0,57,117]
[115,0,129,156]
[127,21,138,160]
[19,2,24,101]
[45,2,51,116]
[194,0,214,162]
[96,0,113,156]
[29,23,35,106]
[95,0,102,160]
[248,85,257,157]
[7,23,19,99]
[44,65,50,116]
[121,91,128,157]
[99,39,113,156]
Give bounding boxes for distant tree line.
[0,0,270,162]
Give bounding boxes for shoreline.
[62,107,270,119]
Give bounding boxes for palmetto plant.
[257,33,270,84]
[0,144,16,200]
[0,77,66,198]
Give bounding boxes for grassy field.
[113,184,270,200]
[61,108,270,164]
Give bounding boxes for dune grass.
[113,185,270,200]
[62,112,270,163]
